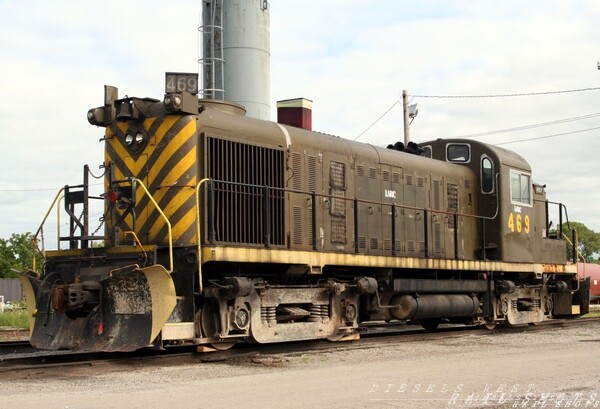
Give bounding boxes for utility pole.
[402,90,410,145]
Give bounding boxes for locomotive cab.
[422,139,569,265]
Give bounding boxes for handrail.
[562,230,585,264]
[31,187,66,273]
[130,178,173,273]
[205,178,495,260]
[207,178,490,222]
[57,195,64,250]
[195,178,211,293]
[561,230,582,293]
[124,231,149,266]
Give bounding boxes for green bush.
[0,309,29,329]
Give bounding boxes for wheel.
[421,319,440,331]
[197,301,236,351]
[327,333,346,342]
[483,321,497,331]
[207,341,236,351]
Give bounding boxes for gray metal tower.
[200,0,271,120]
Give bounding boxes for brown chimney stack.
[277,98,312,130]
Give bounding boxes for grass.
[0,309,29,329]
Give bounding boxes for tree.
[0,233,34,278]
[561,221,600,262]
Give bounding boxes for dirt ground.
[1,320,600,409]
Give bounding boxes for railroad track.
[0,340,32,352]
[1,316,598,375]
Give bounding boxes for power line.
[0,187,64,192]
[354,86,600,140]
[414,86,600,99]
[0,183,103,192]
[354,99,401,141]
[453,112,600,139]
[495,126,600,146]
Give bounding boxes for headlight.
[164,93,183,112]
[135,131,144,144]
[125,133,134,146]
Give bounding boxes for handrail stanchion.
[391,204,396,256]
[354,198,359,253]
[195,178,210,294]
[454,213,459,259]
[481,218,486,260]
[263,186,270,247]
[311,191,317,250]
[423,209,429,257]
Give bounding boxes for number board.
[165,72,199,95]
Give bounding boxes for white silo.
[200,0,271,120]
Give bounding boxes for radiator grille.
[207,137,284,245]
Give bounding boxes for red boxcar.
[578,263,600,302]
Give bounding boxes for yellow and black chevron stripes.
[104,114,200,246]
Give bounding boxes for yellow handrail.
[195,178,210,293]
[131,178,173,273]
[124,231,148,266]
[32,188,66,273]
[562,230,582,292]
[562,231,585,264]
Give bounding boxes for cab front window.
[447,143,470,163]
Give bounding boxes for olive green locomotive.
[21,73,589,351]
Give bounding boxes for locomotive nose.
[22,265,177,352]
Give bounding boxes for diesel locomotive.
[21,73,590,352]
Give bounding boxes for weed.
[0,309,29,329]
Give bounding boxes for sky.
[0,0,599,246]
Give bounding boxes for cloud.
[0,0,599,242]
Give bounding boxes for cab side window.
[481,157,494,194]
